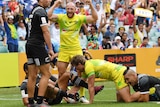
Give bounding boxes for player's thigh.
[26,44,50,66]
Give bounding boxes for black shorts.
[25,43,50,66]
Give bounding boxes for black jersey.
[133,74,160,94]
[27,5,48,46]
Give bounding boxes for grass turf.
[0,81,160,107]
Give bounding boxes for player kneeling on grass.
[123,69,160,102]
[20,63,103,106]
[70,55,141,104]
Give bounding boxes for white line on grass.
[0,98,21,100]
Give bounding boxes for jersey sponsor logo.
[41,17,47,24]
[62,28,78,32]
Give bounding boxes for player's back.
[85,59,126,80]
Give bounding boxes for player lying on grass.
[20,63,103,106]
[123,69,160,102]
[70,55,141,104]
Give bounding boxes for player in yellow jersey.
[48,0,97,77]
[70,55,140,104]
[48,0,98,103]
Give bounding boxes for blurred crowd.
[0,0,160,53]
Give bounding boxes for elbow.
[138,99,149,102]
[94,17,98,22]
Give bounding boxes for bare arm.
[98,14,106,34]
[86,0,98,23]
[41,25,54,60]
[47,0,61,22]
[87,75,95,104]
[22,97,28,106]
[146,19,153,33]
[82,23,89,36]
[133,17,137,33]
[2,6,7,22]
[138,94,149,102]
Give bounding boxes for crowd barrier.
[0,48,160,87]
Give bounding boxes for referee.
[25,0,54,106]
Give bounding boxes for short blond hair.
[71,55,86,66]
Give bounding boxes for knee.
[62,72,70,78]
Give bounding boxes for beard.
[67,13,75,18]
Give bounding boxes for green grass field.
[0,81,160,107]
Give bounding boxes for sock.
[59,90,67,97]
[72,76,88,89]
[28,97,34,104]
[79,87,85,97]
[36,96,44,104]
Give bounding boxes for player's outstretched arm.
[48,0,61,22]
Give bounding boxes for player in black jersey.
[124,69,160,102]
[25,0,55,106]
[20,62,103,106]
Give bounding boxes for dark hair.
[91,24,98,31]
[123,67,130,75]
[122,32,127,36]
[143,37,148,40]
[103,36,110,40]
[138,22,144,26]
[133,39,138,42]
[23,62,28,72]
[129,26,133,29]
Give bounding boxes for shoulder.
[138,74,149,85]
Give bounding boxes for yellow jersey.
[57,14,86,51]
[82,59,127,81]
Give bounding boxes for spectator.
[79,27,88,49]
[128,39,139,48]
[87,24,99,50]
[101,36,112,49]
[2,6,19,52]
[110,0,117,15]
[140,37,152,48]
[75,0,80,14]
[105,24,116,42]
[133,17,152,46]
[116,26,125,38]
[116,8,126,26]
[0,25,7,46]
[124,7,134,25]
[112,36,124,49]
[49,22,60,45]
[8,0,19,15]
[79,2,88,15]
[95,2,105,27]
[17,20,27,41]
[121,32,131,48]
[153,36,160,47]
[127,26,134,42]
